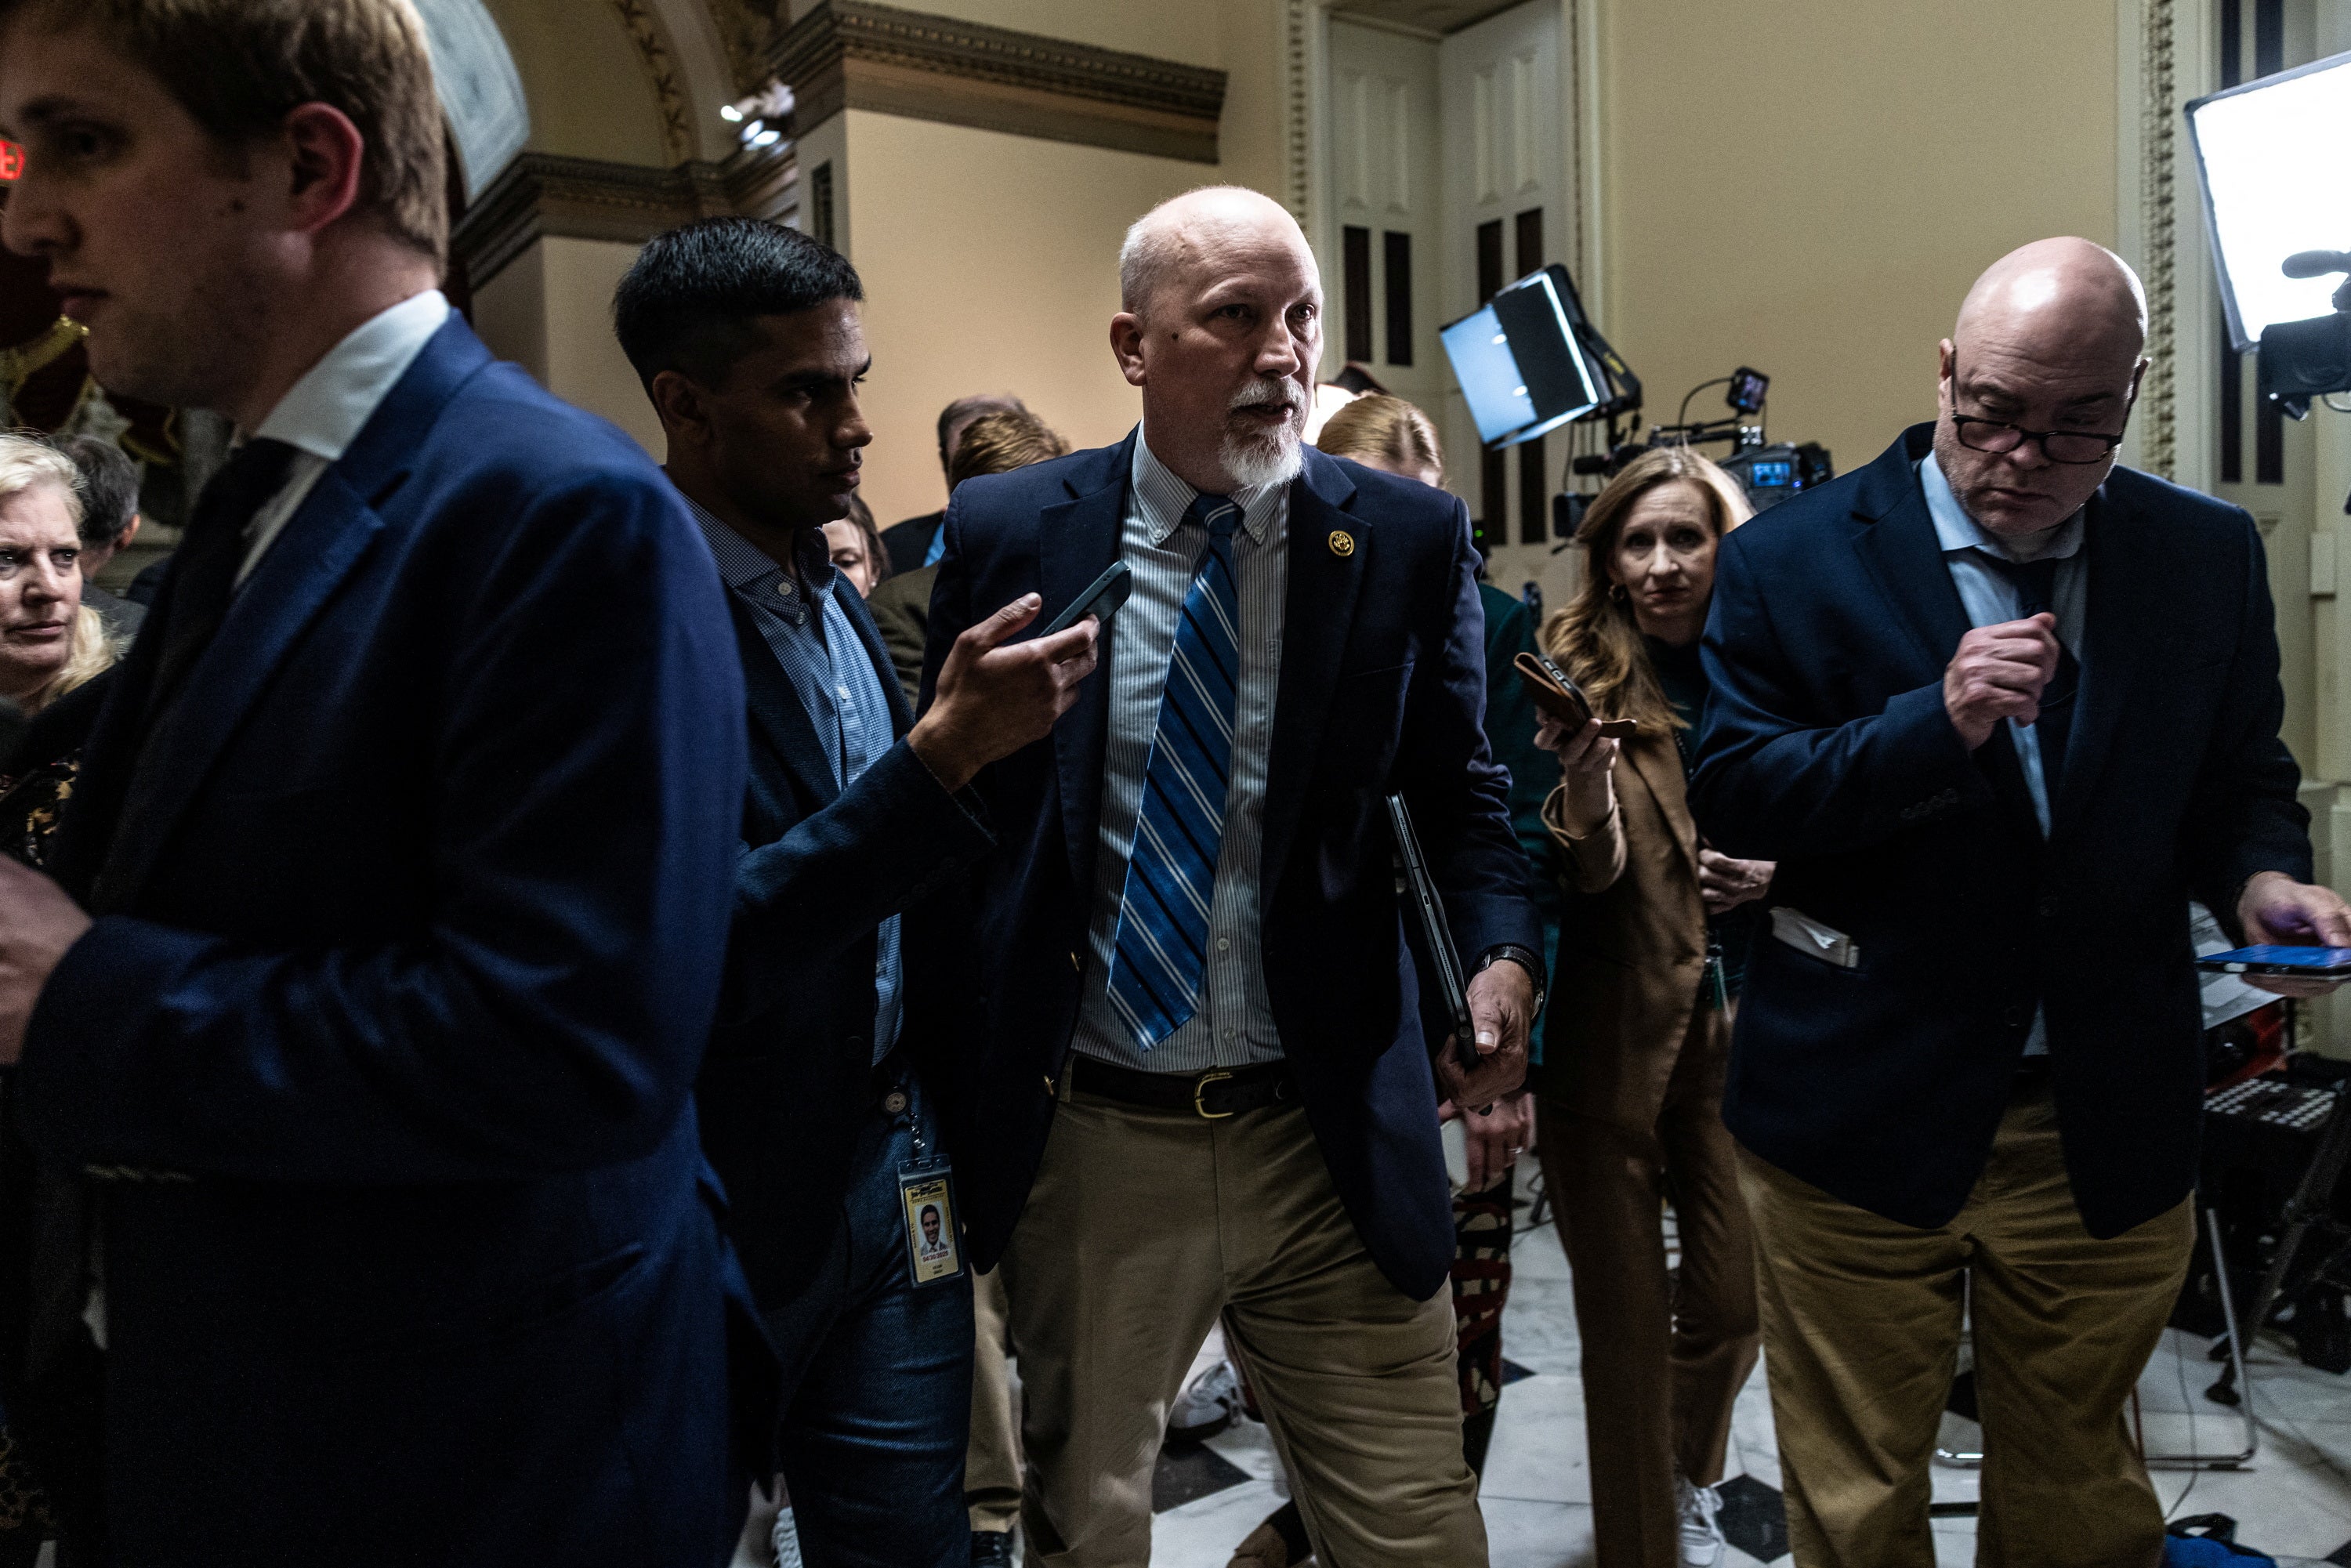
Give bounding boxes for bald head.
[1109,185,1324,496]
[1954,237,2147,368]
[1120,186,1315,320]
[1935,238,2150,540]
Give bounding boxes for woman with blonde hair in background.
[0,433,119,866]
[1534,446,1772,1568]
[0,430,122,1565]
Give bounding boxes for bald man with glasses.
[1690,237,2349,1567]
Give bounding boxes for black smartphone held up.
[1041,560,1134,637]
[1387,792,1480,1074]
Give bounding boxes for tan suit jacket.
[1530,730,1710,1132]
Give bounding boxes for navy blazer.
[1690,423,2311,1239]
[14,318,764,1566]
[695,568,994,1312]
[916,433,1541,1301]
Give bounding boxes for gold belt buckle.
[1192,1069,1235,1119]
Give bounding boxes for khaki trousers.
[1737,1083,2194,1568]
[967,1266,1023,1534]
[1538,1003,1759,1568]
[1003,1087,1484,1568]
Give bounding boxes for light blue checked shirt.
[1918,453,2087,1058]
[1071,431,1290,1073]
[684,494,904,1064]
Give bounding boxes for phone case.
[1512,651,1639,737]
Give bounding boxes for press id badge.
[899,1165,964,1285]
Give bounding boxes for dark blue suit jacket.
[917,433,1541,1301]
[1690,423,2312,1239]
[15,317,765,1565]
[695,566,993,1314]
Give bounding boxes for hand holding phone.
[1513,650,1637,738]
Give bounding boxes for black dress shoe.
[970,1530,1016,1567]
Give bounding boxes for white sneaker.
[1168,1358,1242,1440]
[1674,1474,1726,1568]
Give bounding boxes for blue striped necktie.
[1107,491,1242,1050]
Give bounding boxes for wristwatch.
[1478,943,1548,1019]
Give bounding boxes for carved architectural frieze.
[451,148,795,288]
[771,1,1228,164]
[612,0,698,166]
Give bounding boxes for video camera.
[1438,266,1833,541]
[2259,250,2351,418]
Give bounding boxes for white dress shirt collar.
[1919,450,2084,564]
[1132,425,1284,546]
[249,289,453,461]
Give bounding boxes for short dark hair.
[613,217,864,394]
[50,434,140,549]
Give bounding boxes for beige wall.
[1592,0,2118,477]
[836,108,1229,527]
[473,235,666,458]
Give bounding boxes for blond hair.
[1538,447,1753,735]
[1315,394,1444,483]
[0,434,83,534]
[2,0,449,263]
[25,607,115,714]
[0,434,113,714]
[949,410,1071,490]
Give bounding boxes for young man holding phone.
[613,218,1098,1565]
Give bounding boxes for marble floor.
[1143,1186,2351,1567]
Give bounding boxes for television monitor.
[1440,266,1606,448]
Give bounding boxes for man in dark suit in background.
[1691,237,2349,1567]
[614,219,1096,1568]
[920,186,1542,1567]
[0,3,758,1563]
[47,436,144,640]
[878,392,1032,576]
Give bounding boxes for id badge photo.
[898,1164,964,1286]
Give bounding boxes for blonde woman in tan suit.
[1532,447,1773,1568]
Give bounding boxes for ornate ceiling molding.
[612,0,698,165]
[451,147,795,288]
[772,1,1228,165]
[702,0,781,96]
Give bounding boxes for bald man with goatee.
[1690,237,2349,1566]
[912,185,1541,1566]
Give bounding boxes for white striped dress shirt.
[1070,431,1290,1073]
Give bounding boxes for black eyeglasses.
[1948,364,2129,465]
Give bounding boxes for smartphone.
[2194,945,2351,977]
[1512,650,1639,738]
[1041,561,1133,637]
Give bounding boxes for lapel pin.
[1328,530,1355,558]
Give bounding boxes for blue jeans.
[762,1069,973,1568]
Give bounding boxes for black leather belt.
[1070,1055,1298,1120]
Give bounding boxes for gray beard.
[1219,422,1303,491]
